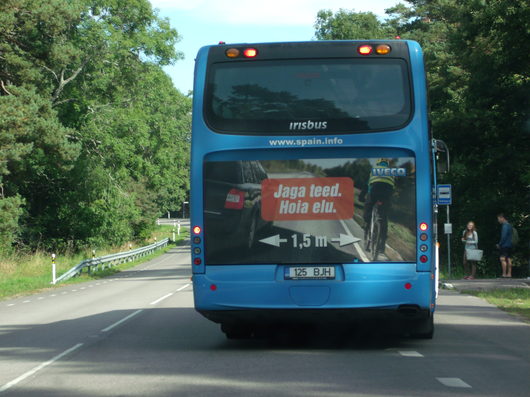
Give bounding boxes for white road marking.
[150,293,173,305]
[7,304,14,307]
[22,301,30,304]
[38,297,44,300]
[150,283,190,305]
[177,283,191,292]
[0,343,83,393]
[399,351,424,357]
[101,310,143,333]
[436,378,472,388]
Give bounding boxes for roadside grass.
[462,288,530,323]
[0,226,189,300]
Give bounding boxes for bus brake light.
[243,48,258,58]
[358,45,373,55]
[419,223,428,231]
[193,226,202,235]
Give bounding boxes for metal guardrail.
[53,238,170,284]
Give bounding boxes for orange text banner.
[261,177,354,221]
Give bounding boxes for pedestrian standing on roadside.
[496,213,513,278]
[461,221,478,279]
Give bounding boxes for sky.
[148,0,400,94]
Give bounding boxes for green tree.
[0,0,190,252]
[314,9,395,40]
[314,1,530,274]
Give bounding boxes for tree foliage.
[315,9,393,40]
[0,0,191,253]
[314,1,529,273]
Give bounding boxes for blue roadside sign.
[437,184,452,205]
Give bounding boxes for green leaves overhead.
[0,0,190,253]
[315,9,394,40]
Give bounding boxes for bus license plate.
[285,266,335,280]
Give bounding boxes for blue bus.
[190,40,445,339]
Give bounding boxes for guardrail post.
[89,250,95,274]
[51,253,56,285]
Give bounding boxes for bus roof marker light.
[376,44,391,55]
[243,48,258,58]
[225,48,240,58]
[357,45,373,55]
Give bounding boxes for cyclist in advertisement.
[360,158,396,256]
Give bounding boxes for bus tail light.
[420,255,428,263]
[193,226,202,235]
[419,222,428,231]
[357,45,373,55]
[243,48,258,58]
[376,44,391,55]
[224,189,245,209]
[225,48,240,58]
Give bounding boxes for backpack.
[511,226,519,246]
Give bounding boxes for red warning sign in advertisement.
[261,177,354,221]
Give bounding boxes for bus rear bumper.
[198,306,431,325]
[192,265,435,326]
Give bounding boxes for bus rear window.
[204,59,412,135]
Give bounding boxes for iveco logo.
[372,168,407,176]
[289,121,328,131]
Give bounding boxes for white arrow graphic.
[259,234,288,247]
[331,234,361,247]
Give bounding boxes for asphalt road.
[1,245,529,396]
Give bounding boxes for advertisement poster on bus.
[203,157,416,265]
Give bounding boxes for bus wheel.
[409,315,434,339]
[221,323,253,339]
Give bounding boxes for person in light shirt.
[461,221,478,280]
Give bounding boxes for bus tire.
[409,314,434,339]
[221,323,253,339]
